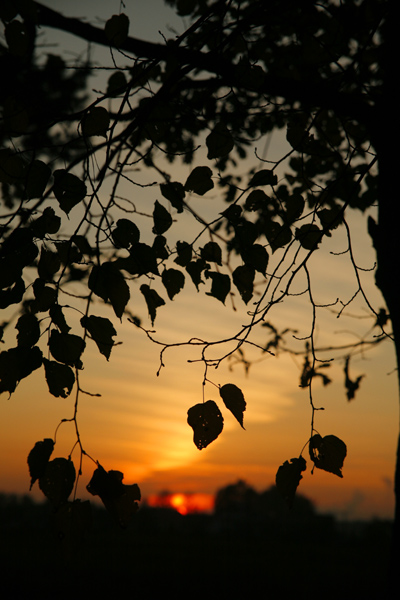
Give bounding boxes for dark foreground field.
[0,494,392,599]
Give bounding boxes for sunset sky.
[1,0,398,521]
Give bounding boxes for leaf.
[0,346,42,395]
[87,466,141,528]
[43,358,75,398]
[88,262,130,319]
[49,304,70,334]
[111,218,140,248]
[232,265,255,304]
[32,279,57,312]
[106,70,127,96]
[140,284,165,325]
[81,315,117,360]
[186,259,206,290]
[160,181,185,213]
[201,241,222,266]
[241,244,269,275]
[81,107,110,138]
[53,169,87,215]
[265,221,292,252]
[16,313,40,348]
[37,246,61,280]
[185,166,214,195]
[117,243,159,276]
[295,224,323,250]
[49,330,85,367]
[105,13,129,47]
[219,383,246,429]
[174,241,192,267]
[309,434,347,478]
[187,400,224,450]
[162,268,185,300]
[206,272,231,304]
[27,438,54,490]
[248,169,277,187]
[275,456,307,507]
[39,457,76,508]
[24,159,51,199]
[344,356,364,401]
[153,235,169,260]
[31,207,61,238]
[152,200,173,235]
[206,122,234,159]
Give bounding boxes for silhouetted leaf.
[174,241,192,267]
[219,383,246,428]
[206,122,234,159]
[153,235,169,260]
[244,189,270,211]
[32,279,57,312]
[39,457,76,508]
[160,181,185,213]
[88,263,130,319]
[344,356,364,401]
[206,272,231,304]
[152,200,172,235]
[43,358,75,398]
[49,330,85,367]
[53,170,87,215]
[106,70,127,96]
[241,244,269,275]
[37,246,61,280]
[24,159,51,199]
[81,315,117,360]
[186,259,206,290]
[276,456,307,507]
[81,107,110,138]
[187,400,224,450]
[87,466,140,527]
[140,284,165,325]
[265,221,292,252]
[0,346,42,394]
[27,438,54,490]
[185,166,214,195]
[162,268,185,300]
[49,304,71,334]
[309,434,347,478]
[0,278,25,309]
[232,265,255,304]
[118,243,159,276]
[111,218,140,248]
[295,224,322,250]
[16,313,40,348]
[249,169,277,187]
[201,241,222,265]
[31,207,61,238]
[105,13,129,47]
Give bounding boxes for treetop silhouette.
[1,0,398,581]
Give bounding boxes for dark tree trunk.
[373,3,400,595]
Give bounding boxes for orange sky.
[1,0,399,521]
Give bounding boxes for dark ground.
[0,494,393,599]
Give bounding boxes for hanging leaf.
[106,70,127,96]
[24,159,51,199]
[39,457,76,508]
[31,207,61,239]
[105,13,129,47]
[219,383,246,429]
[241,244,269,275]
[232,265,255,304]
[53,169,87,215]
[186,259,206,290]
[184,166,214,195]
[43,358,75,398]
[153,235,169,260]
[248,169,277,187]
[152,200,173,235]
[265,221,292,252]
[174,241,192,267]
[206,122,234,159]
[160,181,185,213]
[275,456,307,507]
[0,346,42,395]
[87,466,141,528]
[309,434,347,478]
[201,241,222,266]
[162,268,185,300]
[344,356,364,401]
[111,218,140,248]
[81,107,110,138]
[49,330,85,367]
[81,315,117,360]
[117,243,159,276]
[187,400,224,450]
[49,304,70,334]
[206,272,231,304]
[27,438,54,490]
[295,224,323,250]
[37,246,61,281]
[140,284,165,325]
[16,313,40,348]
[88,262,130,319]
[32,279,57,312]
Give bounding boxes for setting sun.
[147,492,215,515]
